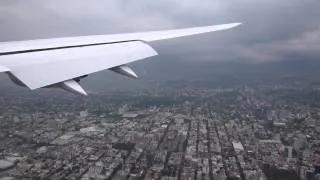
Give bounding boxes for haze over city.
[0,0,320,180]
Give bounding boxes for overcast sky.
[0,0,319,63]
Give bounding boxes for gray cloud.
[0,0,319,63]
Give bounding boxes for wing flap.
[4,41,157,89]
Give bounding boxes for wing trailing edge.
[0,65,10,72]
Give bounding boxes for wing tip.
[220,22,242,30]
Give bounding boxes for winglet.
[223,22,242,29]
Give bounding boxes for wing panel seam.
[0,40,138,56]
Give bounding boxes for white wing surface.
[3,41,157,89]
[0,22,241,95]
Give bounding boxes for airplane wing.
[0,22,241,95]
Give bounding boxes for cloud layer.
[0,0,319,62]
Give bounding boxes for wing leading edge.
[0,23,241,54]
[0,22,241,95]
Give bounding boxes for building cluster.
[0,85,319,180]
